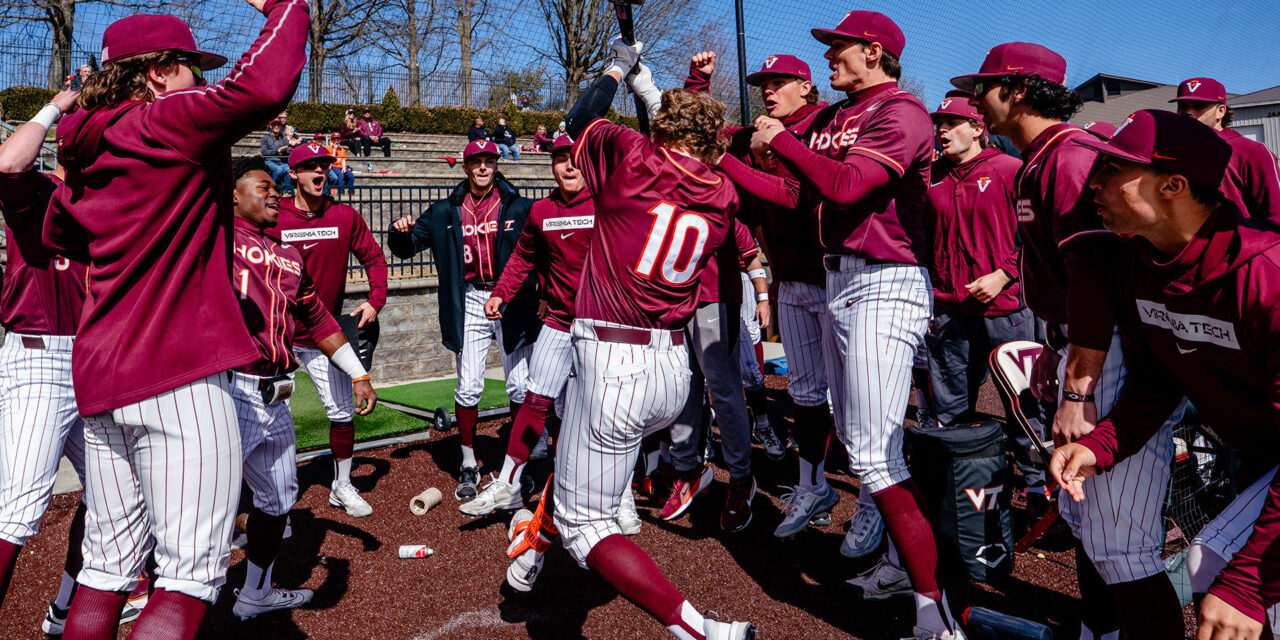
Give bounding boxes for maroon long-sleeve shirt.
[232,217,341,377]
[274,196,388,347]
[926,147,1024,316]
[1014,123,1117,351]
[1218,128,1280,222]
[493,187,595,332]
[44,0,309,415]
[698,219,758,306]
[0,171,85,335]
[1078,206,1280,623]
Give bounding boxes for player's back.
[571,118,737,330]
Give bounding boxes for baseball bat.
[610,0,650,135]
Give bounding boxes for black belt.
[468,280,497,291]
[822,254,895,271]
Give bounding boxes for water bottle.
[962,607,1053,640]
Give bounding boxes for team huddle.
[0,0,1276,638]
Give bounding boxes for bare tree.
[528,0,704,106]
[307,0,389,103]
[369,0,445,106]
[0,0,163,90]
[899,75,926,103]
[442,0,520,107]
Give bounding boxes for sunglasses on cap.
[177,56,205,86]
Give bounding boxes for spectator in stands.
[339,108,361,155]
[357,107,392,158]
[468,117,491,143]
[260,119,293,194]
[532,124,553,152]
[552,120,567,141]
[279,110,302,147]
[320,133,355,197]
[493,116,519,161]
[67,64,93,90]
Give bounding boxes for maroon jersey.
[698,219,758,305]
[457,189,502,282]
[1218,128,1280,221]
[1014,123,1117,351]
[275,195,388,347]
[43,0,307,415]
[493,187,594,332]
[1078,207,1280,623]
[0,171,85,335]
[768,82,933,265]
[571,118,737,329]
[925,147,1024,317]
[232,217,341,377]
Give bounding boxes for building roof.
[1229,85,1280,107]
[1071,83,1179,128]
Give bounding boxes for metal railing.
[341,183,555,281]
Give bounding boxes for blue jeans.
[327,168,355,195]
[498,143,520,161]
[264,158,292,192]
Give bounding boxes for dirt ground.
[0,376,1196,639]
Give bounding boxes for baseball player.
[723,12,962,639]
[658,218,770,533]
[525,39,752,639]
[42,3,307,637]
[686,52,851,540]
[1170,77,1280,221]
[459,136,608,519]
[954,43,1184,640]
[1050,109,1279,640]
[388,140,539,501]
[275,140,388,517]
[228,156,377,619]
[0,90,95,635]
[922,96,1049,500]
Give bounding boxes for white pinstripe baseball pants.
[525,325,573,400]
[0,333,86,546]
[1055,330,1180,585]
[1190,465,1280,630]
[231,372,299,517]
[554,319,690,568]
[455,285,532,406]
[79,373,242,603]
[776,281,842,421]
[294,345,355,422]
[825,256,932,493]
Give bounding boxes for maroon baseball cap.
[463,139,500,161]
[950,42,1066,93]
[313,133,325,141]
[1073,110,1230,189]
[1169,77,1228,104]
[550,135,574,156]
[101,14,227,70]
[1081,120,1117,141]
[930,96,982,122]
[745,54,812,86]
[811,11,906,59]
[289,142,336,168]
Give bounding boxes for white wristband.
[329,342,369,380]
[747,268,767,281]
[31,103,63,131]
[756,292,769,302]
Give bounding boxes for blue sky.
[735,0,1280,107]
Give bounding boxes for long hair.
[78,50,179,110]
[651,89,729,165]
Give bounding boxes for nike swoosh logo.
[561,232,575,239]
[1177,344,1196,354]
[929,181,945,188]
[303,242,319,250]
[1011,319,1026,327]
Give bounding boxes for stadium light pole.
[735,0,750,127]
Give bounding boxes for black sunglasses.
[295,160,331,171]
[177,56,205,85]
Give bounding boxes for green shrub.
[0,86,57,121]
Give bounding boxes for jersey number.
[463,244,473,265]
[1015,198,1035,223]
[237,269,250,300]
[634,202,709,285]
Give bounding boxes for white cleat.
[617,489,642,536]
[705,619,756,640]
[840,500,885,558]
[329,481,373,517]
[908,626,967,640]
[232,587,314,621]
[460,475,523,516]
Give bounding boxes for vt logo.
[977,177,991,193]
[939,98,953,109]
[964,485,1004,511]
[1186,80,1201,92]
[764,55,778,68]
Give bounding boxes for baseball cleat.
[231,587,314,620]
[910,626,967,640]
[460,475,522,516]
[659,464,715,521]
[41,600,68,635]
[721,476,757,533]
[842,554,912,601]
[774,484,840,538]
[754,423,785,460]
[329,480,373,517]
[617,489,642,536]
[705,619,756,640]
[505,508,544,592]
[455,466,481,501]
[840,500,886,558]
